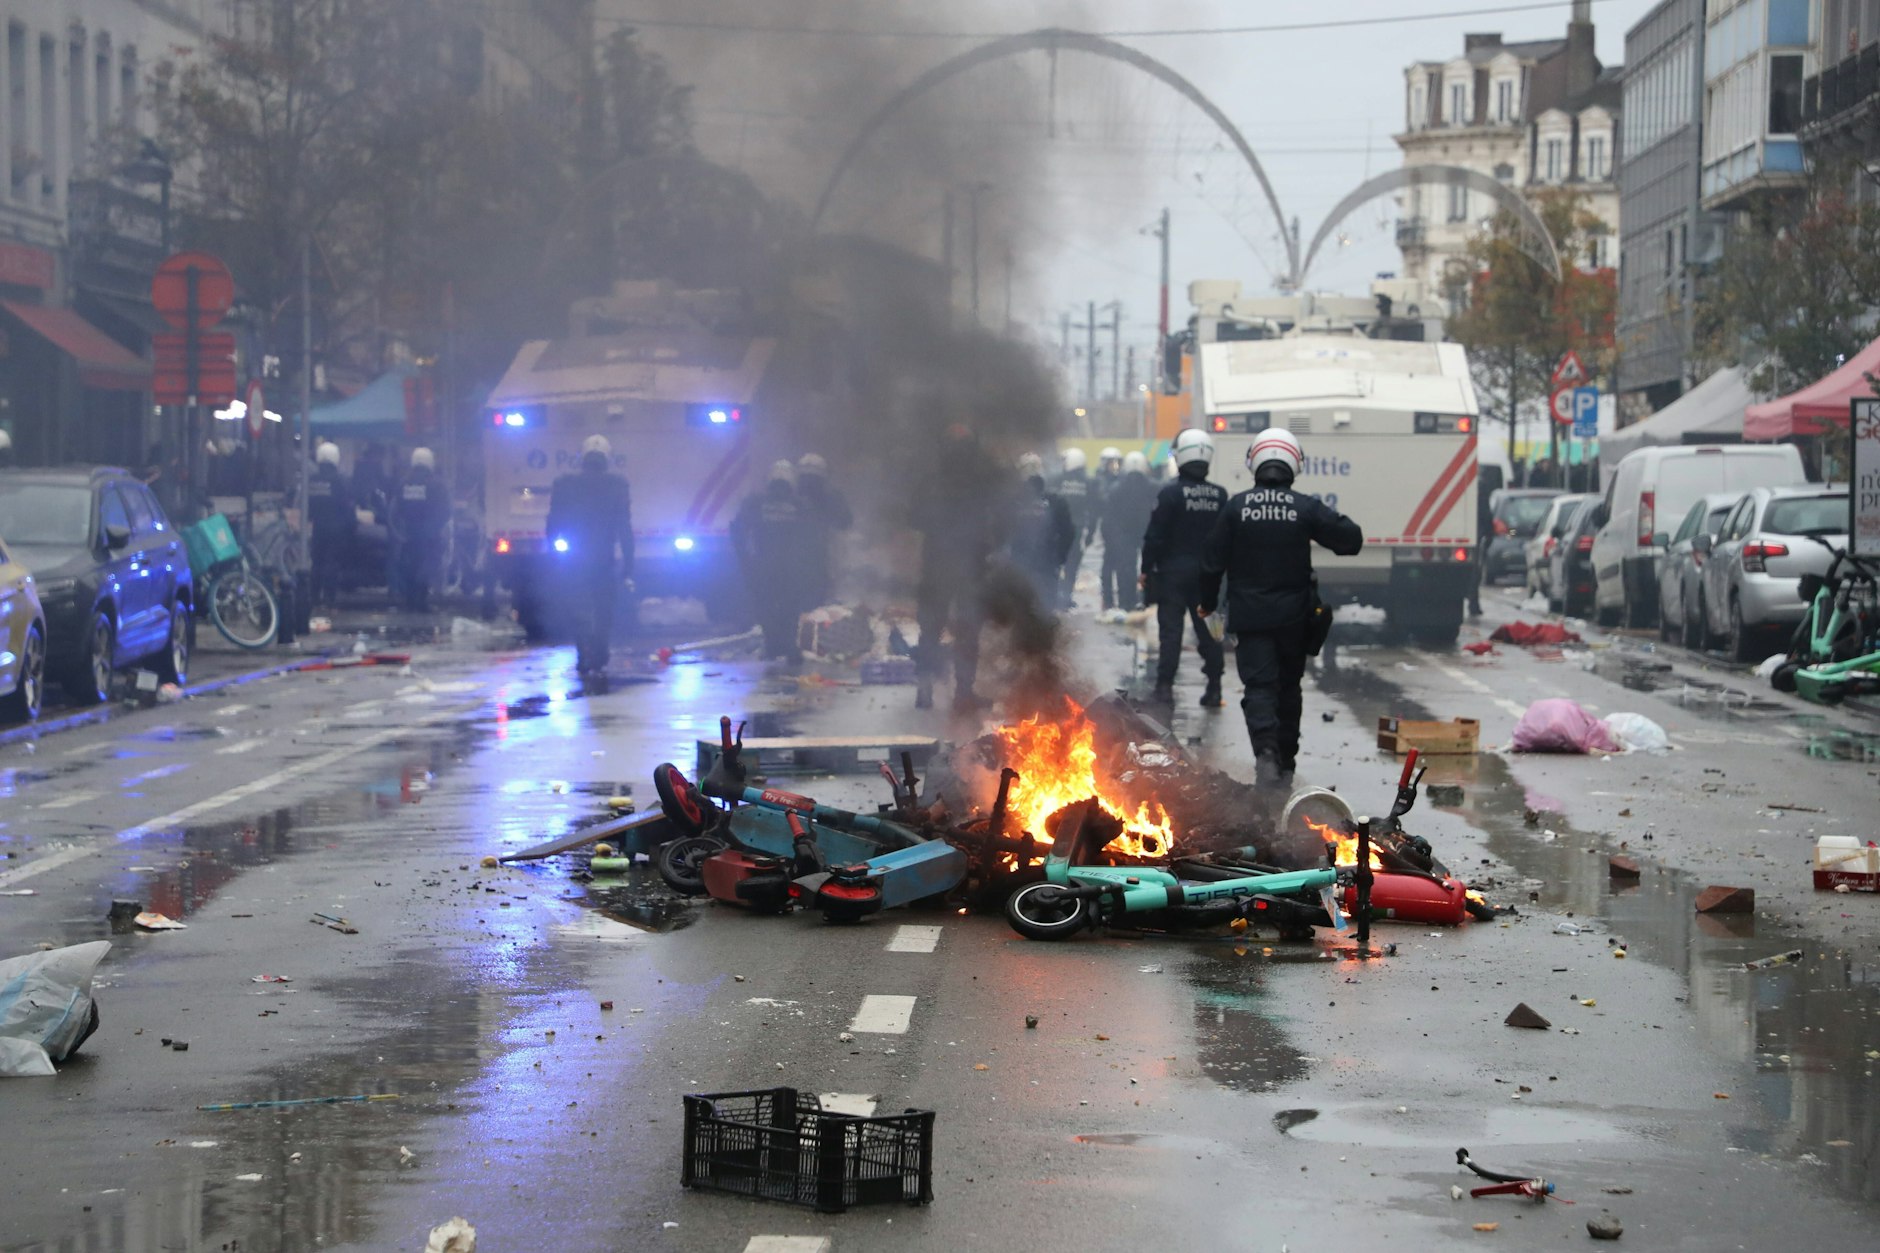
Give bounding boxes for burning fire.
[994,699,1175,859]
[1303,815,1384,870]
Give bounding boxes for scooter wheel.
[654,763,713,837]
[655,834,726,895]
[1770,661,1801,693]
[1005,882,1091,941]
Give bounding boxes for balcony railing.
[1395,217,1427,248]
[1805,45,1880,130]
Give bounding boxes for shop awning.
[1601,366,1754,464]
[0,299,150,391]
[309,364,417,440]
[1744,333,1880,440]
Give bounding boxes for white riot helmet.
[1171,428,1215,469]
[1247,427,1303,481]
[316,441,340,466]
[0,429,12,453]
[1099,445,1123,469]
[1062,447,1087,472]
[410,446,435,470]
[797,452,827,477]
[1017,452,1045,480]
[581,434,611,458]
[768,458,797,486]
[1122,450,1148,475]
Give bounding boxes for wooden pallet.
[1376,716,1480,756]
[694,734,940,778]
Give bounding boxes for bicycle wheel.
[210,567,280,649]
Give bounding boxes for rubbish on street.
[1489,621,1583,647]
[680,1087,934,1212]
[0,889,36,896]
[588,857,635,874]
[423,1217,477,1253]
[500,809,677,863]
[133,911,187,930]
[1608,856,1641,879]
[1376,716,1480,756]
[690,731,939,779]
[1602,712,1670,753]
[0,940,110,1077]
[1456,1147,1563,1202]
[1504,1003,1552,1030]
[108,900,143,920]
[1587,1212,1624,1240]
[310,913,358,934]
[1462,641,1496,655]
[1426,784,1465,805]
[1554,922,1585,935]
[1740,949,1805,971]
[250,975,291,984]
[1812,836,1880,892]
[1768,802,1824,813]
[199,1093,401,1112]
[1694,886,1755,914]
[1511,700,1621,754]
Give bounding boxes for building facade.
[1700,0,1814,209]
[1801,0,1880,190]
[1394,0,1622,315]
[1617,0,1716,411]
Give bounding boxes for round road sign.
[1550,388,1575,425]
[151,251,236,331]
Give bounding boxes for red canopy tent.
[1744,333,1880,440]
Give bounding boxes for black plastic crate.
[681,1088,935,1213]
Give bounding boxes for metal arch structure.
[810,27,1299,281]
[1299,165,1564,287]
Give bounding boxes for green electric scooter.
[1773,539,1880,705]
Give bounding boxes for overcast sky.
[617,0,1659,375]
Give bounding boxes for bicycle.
[183,513,282,649]
[1772,538,1879,702]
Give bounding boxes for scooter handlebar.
[1398,749,1420,791]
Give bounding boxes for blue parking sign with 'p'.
[1571,387,1599,439]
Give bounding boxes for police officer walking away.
[1010,452,1075,612]
[913,425,997,712]
[1053,448,1095,609]
[1201,427,1363,789]
[393,447,450,612]
[795,452,852,608]
[1098,450,1155,614]
[1142,429,1227,706]
[546,434,634,675]
[731,460,812,663]
[308,442,354,608]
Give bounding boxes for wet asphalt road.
[1,576,1876,1252]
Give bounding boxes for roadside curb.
[0,653,328,749]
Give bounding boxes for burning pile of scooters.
[567,694,1501,942]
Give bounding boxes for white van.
[1591,444,1807,628]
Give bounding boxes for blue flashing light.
[504,412,527,428]
[552,537,569,553]
[673,535,696,552]
[707,409,729,425]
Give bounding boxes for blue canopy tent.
[309,365,418,442]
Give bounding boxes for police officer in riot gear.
[547,434,634,675]
[1098,450,1155,614]
[914,425,997,712]
[1053,448,1095,609]
[1142,429,1227,706]
[1201,427,1363,789]
[795,452,852,608]
[731,460,812,663]
[307,442,354,608]
[393,447,450,612]
[1010,452,1075,612]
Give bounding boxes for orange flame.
[993,698,1175,859]
[1303,815,1383,869]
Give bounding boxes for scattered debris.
[1813,837,1879,892]
[1694,886,1755,914]
[600,1001,614,1011]
[423,1217,477,1253]
[1741,949,1805,971]
[1602,713,1669,754]
[250,975,291,984]
[0,940,110,1076]
[1608,856,1640,879]
[1025,1015,1039,1029]
[1137,964,1164,974]
[1511,700,1620,754]
[170,1041,189,1051]
[1505,1003,1552,1030]
[310,913,358,934]
[133,911,187,931]
[1587,1212,1624,1240]
[479,855,499,868]
[1377,716,1480,756]
[1473,1222,1499,1232]
[199,1094,400,1112]
[1767,802,1824,814]
[1490,622,1582,647]
[1426,784,1465,806]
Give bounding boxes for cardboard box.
[1376,716,1480,756]
[1813,836,1880,892]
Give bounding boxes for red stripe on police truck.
[685,435,752,526]
[1402,436,1477,537]
[695,448,753,528]
[1417,436,1480,537]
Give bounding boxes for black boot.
[1200,680,1222,708]
[1151,682,1174,704]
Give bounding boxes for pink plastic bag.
[1511,699,1621,754]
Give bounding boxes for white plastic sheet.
[1604,712,1671,754]
[0,940,110,1077]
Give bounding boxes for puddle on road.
[1590,651,1793,717]
[570,865,697,934]
[1331,662,1880,1205]
[1276,1102,1628,1149]
[1180,955,1312,1092]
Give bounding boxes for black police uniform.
[392,466,450,612]
[1098,467,1155,611]
[1009,476,1075,611]
[912,438,1000,709]
[306,461,354,606]
[1052,466,1094,609]
[1201,472,1363,781]
[1141,464,1227,694]
[546,458,634,673]
[731,481,812,661]
[796,473,853,608]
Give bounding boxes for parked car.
[1591,444,1807,628]
[1694,486,1850,661]
[1548,496,1605,619]
[1525,493,1593,598]
[1484,488,1561,584]
[0,534,47,720]
[0,468,193,703]
[1656,491,1743,649]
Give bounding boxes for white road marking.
[886,924,942,953]
[1425,656,1527,717]
[745,1238,831,1253]
[817,1093,878,1117]
[848,995,917,1035]
[36,789,99,811]
[215,739,264,755]
[214,704,250,718]
[0,705,472,890]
